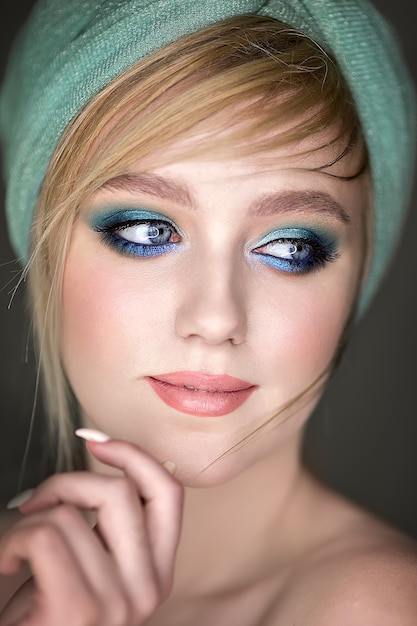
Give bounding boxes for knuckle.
[30,522,62,551]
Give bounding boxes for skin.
[1,127,417,625]
[61,131,365,487]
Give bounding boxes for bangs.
[62,15,366,189]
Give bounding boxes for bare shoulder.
[296,531,417,625]
[268,481,417,625]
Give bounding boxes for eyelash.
[252,232,340,274]
[92,211,181,258]
[91,212,339,274]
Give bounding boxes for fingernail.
[6,488,35,510]
[75,428,111,443]
[162,460,177,476]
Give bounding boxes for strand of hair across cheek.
[197,289,362,480]
[196,366,330,480]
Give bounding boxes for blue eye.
[252,227,339,274]
[89,209,181,257]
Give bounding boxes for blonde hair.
[27,15,367,470]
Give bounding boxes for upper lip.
[148,372,256,392]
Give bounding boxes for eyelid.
[254,227,329,249]
[251,224,340,275]
[87,207,183,259]
[88,208,180,232]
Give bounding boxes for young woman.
[0,1,416,624]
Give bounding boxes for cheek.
[255,263,359,396]
[62,264,128,370]
[289,291,347,371]
[61,244,172,396]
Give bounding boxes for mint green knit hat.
[0,0,415,314]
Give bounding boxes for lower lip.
[146,377,256,417]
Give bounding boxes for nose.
[175,258,247,346]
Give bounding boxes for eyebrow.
[99,173,350,224]
[99,172,196,208]
[249,190,351,224]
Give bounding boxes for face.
[61,126,368,487]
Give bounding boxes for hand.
[0,577,36,625]
[0,437,184,626]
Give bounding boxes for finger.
[19,472,158,611]
[21,440,183,586]
[0,577,37,626]
[0,521,100,626]
[0,507,134,624]
[18,442,182,612]
[86,439,184,592]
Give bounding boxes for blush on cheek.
[308,301,351,365]
[60,244,136,410]
[279,287,352,388]
[60,259,135,434]
[61,242,172,406]
[62,268,111,363]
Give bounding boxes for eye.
[252,228,339,274]
[263,240,314,262]
[116,221,180,246]
[89,209,182,258]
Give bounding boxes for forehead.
[80,95,368,228]
[124,112,367,182]
[90,125,369,236]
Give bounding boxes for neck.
[85,429,310,595]
[172,433,306,595]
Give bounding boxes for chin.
[173,460,243,489]
[159,434,281,489]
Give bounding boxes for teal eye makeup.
[252,227,339,274]
[89,208,182,257]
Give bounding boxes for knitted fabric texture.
[0,0,415,314]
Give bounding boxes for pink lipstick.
[146,372,256,417]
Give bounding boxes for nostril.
[175,288,247,346]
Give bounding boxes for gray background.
[0,1,416,539]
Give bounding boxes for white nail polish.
[75,428,111,443]
[162,460,177,476]
[6,488,35,509]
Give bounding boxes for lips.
[146,372,257,417]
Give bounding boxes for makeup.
[89,207,181,258]
[146,372,257,417]
[252,226,339,274]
